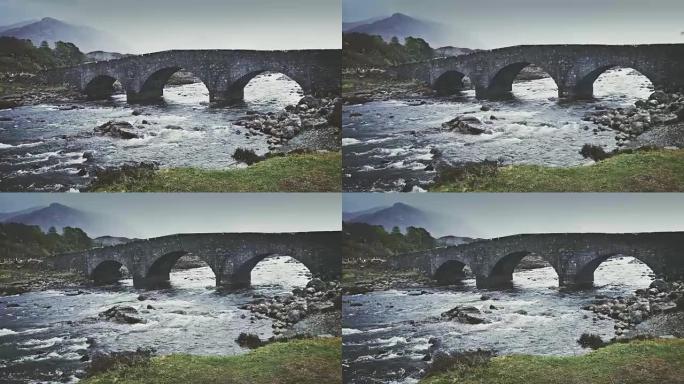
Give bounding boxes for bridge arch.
[84,74,122,100]
[91,259,130,285]
[476,251,561,288]
[573,65,656,100]
[433,259,469,285]
[432,70,470,96]
[484,62,560,99]
[222,251,316,289]
[130,66,211,104]
[572,252,660,288]
[222,69,307,106]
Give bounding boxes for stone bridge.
[52,232,341,289]
[43,49,341,104]
[391,44,684,99]
[391,232,684,289]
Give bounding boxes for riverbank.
[419,338,684,384]
[82,337,341,384]
[342,72,433,104]
[0,262,85,296]
[88,151,341,192]
[342,264,434,295]
[431,148,684,192]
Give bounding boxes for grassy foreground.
[90,151,341,192]
[431,149,684,192]
[420,339,684,384]
[82,338,341,384]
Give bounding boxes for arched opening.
[91,260,129,285]
[250,254,312,293]
[85,75,123,100]
[480,251,558,289]
[577,254,656,290]
[487,63,558,100]
[511,254,558,289]
[233,71,304,111]
[588,67,655,102]
[168,253,215,289]
[144,250,214,289]
[433,260,468,285]
[433,70,470,96]
[132,67,209,104]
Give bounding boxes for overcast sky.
[343,193,684,238]
[343,0,684,48]
[0,0,340,52]
[1,193,340,238]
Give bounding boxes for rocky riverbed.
[582,279,684,336]
[240,278,342,342]
[0,73,339,191]
[0,256,321,382]
[342,68,669,191]
[583,90,684,147]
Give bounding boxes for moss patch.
[431,148,684,192]
[82,337,341,384]
[420,339,684,384]
[89,151,341,192]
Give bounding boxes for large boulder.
[94,121,140,139]
[440,306,488,324]
[441,116,489,135]
[98,305,145,324]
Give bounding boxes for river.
[342,256,655,383]
[0,73,303,191]
[342,68,654,191]
[0,255,311,383]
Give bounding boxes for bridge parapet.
[42,49,341,104]
[391,44,684,99]
[397,232,684,289]
[56,231,341,289]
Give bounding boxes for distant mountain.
[436,235,477,247]
[346,13,480,48]
[342,205,387,222]
[434,46,476,58]
[85,51,128,62]
[344,202,437,233]
[92,235,135,247]
[0,19,38,33]
[0,203,126,237]
[0,17,128,53]
[344,202,476,237]
[0,205,43,221]
[343,16,386,32]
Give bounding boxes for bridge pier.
[475,275,514,289]
[126,89,164,104]
[215,271,252,290]
[209,87,245,106]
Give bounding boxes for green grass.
[82,337,341,384]
[431,149,684,192]
[90,151,341,192]
[420,339,684,384]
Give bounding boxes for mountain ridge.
[0,17,128,53]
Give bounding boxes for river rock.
[441,116,490,135]
[236,332,262,349]
[98,305,145,324]
[94,121,140,139]
[440,306,488,324]
[306,278,326,292]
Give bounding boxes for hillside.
[0,17,127,53]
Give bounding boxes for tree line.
[343,32,434,68]
[343,222,436,262]
[0,222,93,260]
[0,36,86,73]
